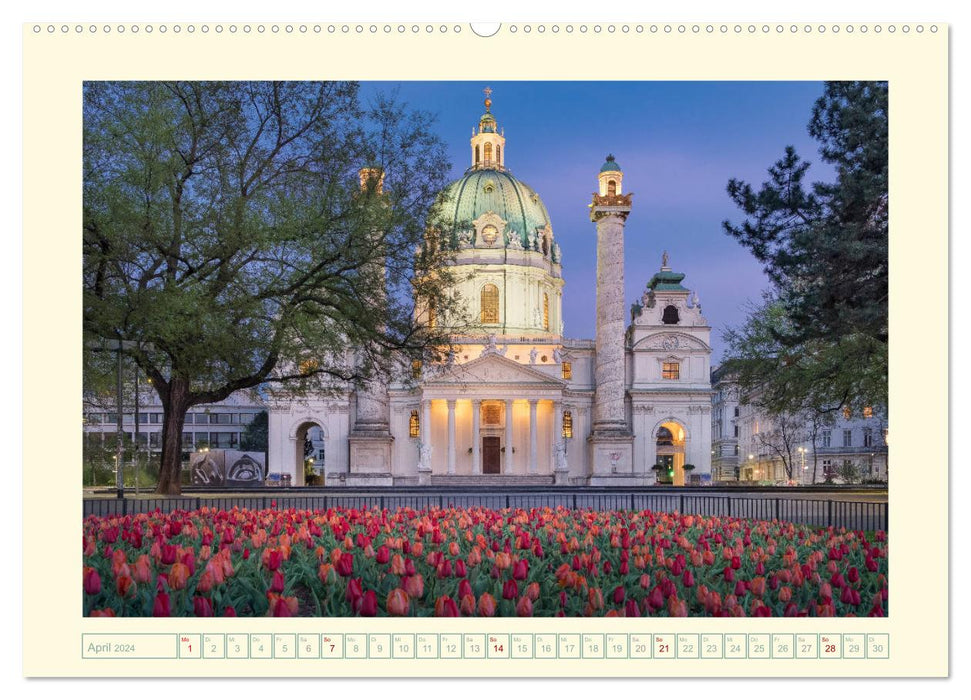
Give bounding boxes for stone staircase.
[431,474,555,487]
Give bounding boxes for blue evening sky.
[360,81,831,360]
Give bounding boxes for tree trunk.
[156,377,191,495]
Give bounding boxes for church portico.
[417,391,563,480]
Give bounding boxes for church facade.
[266,95,713,487]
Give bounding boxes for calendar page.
[21,17,947,679]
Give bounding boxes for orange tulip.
[168,562,190,591]
[526,582,541,601]
[516,596,533,617]
[133,555,153,584]
[403,574,425,599]
[459,594,476,616]
[477,592,497,617]
[386,588,411,616]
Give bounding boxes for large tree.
[722,81,888,414]
[84,82,461,494]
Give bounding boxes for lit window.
[562,411,573,439]
[411,360,422,379]
[409,410,420,438]
[427,302,436,328]
[843,406,852,419]
[662,362,680,380]
[484,142,492,163]
[863,406,874,419]
[299,358,319,375]
[481,284,499,324]
[607,179,617,196]
[543,293,550,331]
[562,361,572,380]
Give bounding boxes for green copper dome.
[600,154,622,173]
[437,168,553,249]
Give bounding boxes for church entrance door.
[482,436,501,474]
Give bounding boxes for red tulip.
[513,559,529,580]
[458,579,473,600]
[193,596,214,617]
[115,575,136,598]
[376,545,390,564]
[89,608,115,617]
[270,570,285,594]
[268,593,298,617]
[434,595,460,617]
[359,590,378,617]
[455,559,467,578]
[612,586,626,604]
[133,555,153,584]
[336,552,354,577]
[847,566,860,583]
[223,606,237,617]
[345,577,364,604]
[152,592,171,617]
[625,599,640,617]
[83,567,101,595]
[502,580,519,600]
[682,570,695,588]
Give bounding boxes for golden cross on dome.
[483,86,493,111]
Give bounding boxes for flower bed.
[82,505,887,617]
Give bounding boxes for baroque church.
[266,92,713,487]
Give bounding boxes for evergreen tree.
[722,81,888,414]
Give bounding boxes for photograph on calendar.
[80,80,888,619]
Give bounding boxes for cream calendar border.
[22,22,948,678]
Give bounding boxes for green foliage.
[239,411,268,452]
[83,82,463,493]
[722,81,888,416]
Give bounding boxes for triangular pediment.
[423,353,565,387]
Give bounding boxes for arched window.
[656,427,674,446]
[496,145,501,166]
[409,410,420,438]
[543,293,550,331]
[607,179,617,195]
[481,284,499,324]
[662,305,680,324]
[475,145,480,165]
[562,411,573,439]
[484,142,493,164]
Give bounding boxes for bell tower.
[587,155,637,484]
[470,87,506,170]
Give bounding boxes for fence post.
[572,493,577,510]
[679,494,684,514]
[380,496,385,511]
[827,499,833,528]
[196,497,202,511]
[726,497,731,518]
[775,498,780,521]
[505,494,510,509]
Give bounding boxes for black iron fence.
[82,489,887,532]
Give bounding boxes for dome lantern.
[597,154,624,197]
[470,86,506,170]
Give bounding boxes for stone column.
[529,399,538,474]
[421,399,432,445]
[553,400,563,472]
[591,209,631,434]
[447,399,456,475]
[471,399,481,475]
[587,178,635,483]
[505,399,514,474]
